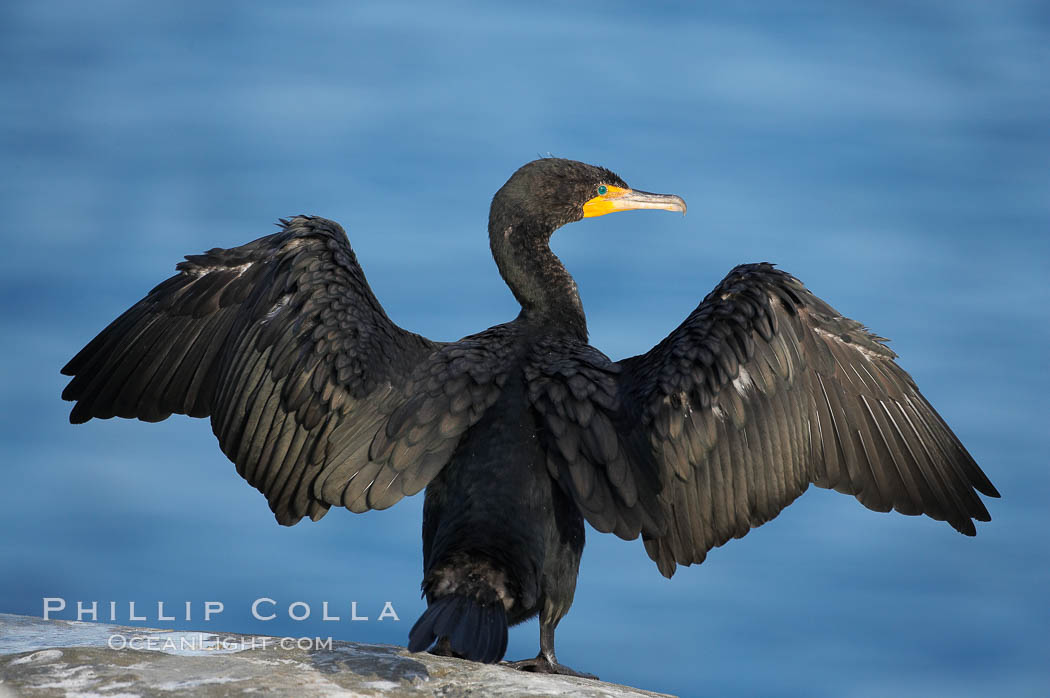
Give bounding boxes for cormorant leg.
[505,620,598,680]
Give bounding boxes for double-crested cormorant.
[62,158,998,678]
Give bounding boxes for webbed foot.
[505,654,598,680]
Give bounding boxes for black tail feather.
[408,594,508,664]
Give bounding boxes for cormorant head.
[489,158,686,239]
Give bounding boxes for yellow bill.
[582,186,687,218]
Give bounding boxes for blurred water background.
[1,1,1047,696]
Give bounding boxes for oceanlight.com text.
[107,633,335,652]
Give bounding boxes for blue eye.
[597,185,608,196]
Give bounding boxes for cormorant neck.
[489,219,587,341]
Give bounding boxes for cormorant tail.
[407,594,508,664]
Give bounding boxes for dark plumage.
[62,157,998,677]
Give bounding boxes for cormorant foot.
[505,654,598,680]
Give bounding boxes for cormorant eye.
[597,185,608,196]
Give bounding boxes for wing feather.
[533,263,998,577]
[624,264,998,575]
[62,216,511,525]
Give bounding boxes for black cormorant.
[62,158,998,678]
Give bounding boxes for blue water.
[2,1,1047,696]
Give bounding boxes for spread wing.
[532,263,999,577]
[62,216,508,525]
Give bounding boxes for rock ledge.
[0,613,670,697]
